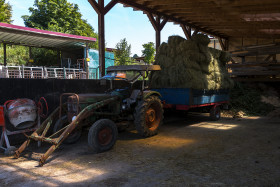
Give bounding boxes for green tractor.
[14,65,163,166]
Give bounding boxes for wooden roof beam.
[118,0,228,39]
[180,24,192,40]
[139,0,280,7]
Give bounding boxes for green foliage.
[0,44,29,65]
[230,82,274,116]
[114,38,133,65]
[142,42,155,64]
[31,48,58,66]
[22,0,98,49]
[0,0,12,23]
[0,45,60,66]
[21,0,98,66]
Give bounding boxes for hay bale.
[168,35,186,47]
[158,42,168,56]
[198,44,213,63]
[185,69,207,89]
[179,40,199,51]
[219,51,231,64]
[168,66,179,87]
[150,72,163,88]
[151,34,233,91]
[166,46,177,59]
[156,55,173,68]
[191,34,210,46]
[206,80,216,90]
[209,48,221,59]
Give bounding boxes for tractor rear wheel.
[134,96,163,137]
[53,115,82,144]
[88,119,118,153]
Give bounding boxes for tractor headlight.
[72,116,77,121]
[122,104,127,110]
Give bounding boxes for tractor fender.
[143,90,161,100]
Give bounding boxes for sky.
[7,0,185,56]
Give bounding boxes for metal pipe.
[3,43,7,66]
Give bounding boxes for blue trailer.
[153,88,229,120]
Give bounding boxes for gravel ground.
[0,113,280,186]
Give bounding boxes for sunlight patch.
[191,123,238,130]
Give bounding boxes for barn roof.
[0,22,96,50]
[119,0,280,39]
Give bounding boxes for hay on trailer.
[158,42,168,56]
[209,48,222,59]
[168,35,186,46]
[219,51,231,65]
[151,34,233,90]
[191,34,210,46]
[179,40,199,51]
[198,44,213,63]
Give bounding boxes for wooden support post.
[88,0,119,77]
[86,43,89,59]
[241,56,245,64]
[29,47,32,59]
[155,16,161,51]
[28,46,33,65]
[214,40,216,49]
[86,43,89,78]
[180,24,192,40]
[192,29,199,36]
[218,37,229,51]
[273,54,277,63]
[98,0,105,77]
[3,43,7,66]
[147,13,168,52]
[225,39,229,51]
[57,50,61,66]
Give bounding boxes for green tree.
[142,42,155,64]
[21,0,98,66]
[22,0,97,48]
[0,45,29,66]
[0,0,12,23]
[114,38,132,65]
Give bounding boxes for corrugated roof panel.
[0,22,96,50]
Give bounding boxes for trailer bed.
[153,88,229,110]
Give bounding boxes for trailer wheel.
[53,115,82,144]
[210,105,221,121]
[134,96,163,137]
[88,119,118,153]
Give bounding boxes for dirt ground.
[0,113,280,186]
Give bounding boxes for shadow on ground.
[1,113,280,186]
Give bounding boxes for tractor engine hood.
[68,93,115,104]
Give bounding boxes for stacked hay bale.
[150,34,234,90]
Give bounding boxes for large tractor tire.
[88,119,118,153]
[134,96,163,137]
[210,105,221,121]
[53,115,82,144]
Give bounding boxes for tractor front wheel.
[88,119,118,153]
[134,96,163,137]
[53,115,82,144]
